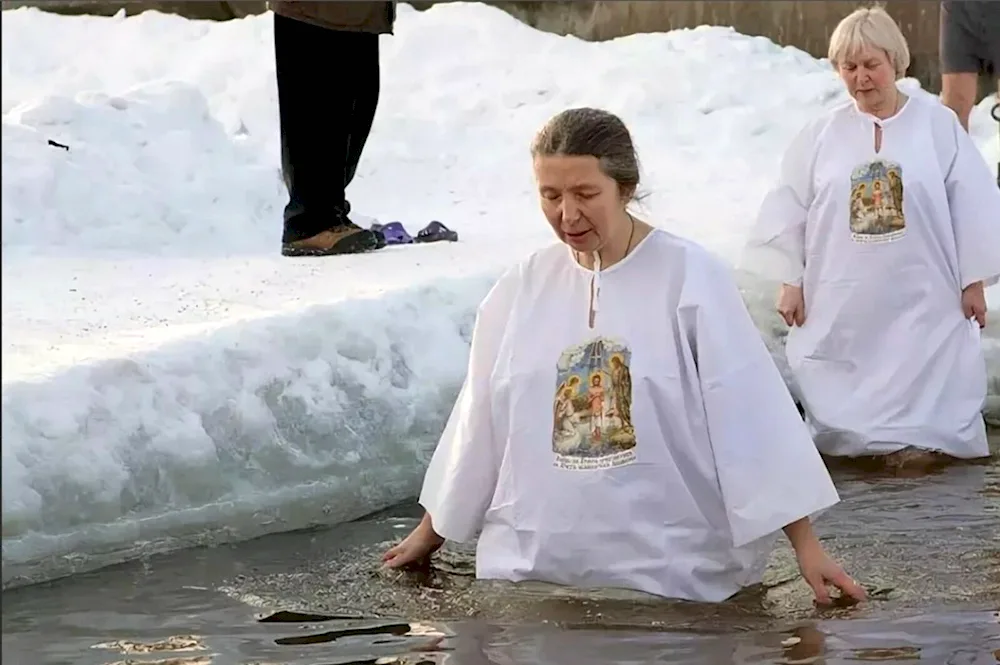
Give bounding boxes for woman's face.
[533,154,629,254]
[837,45,897,111]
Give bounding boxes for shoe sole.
[281,233,382,257]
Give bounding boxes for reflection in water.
[400,613,994,665]
[253,612,451,662]
[779,625,827,663]
[213,442,998,663]
[102,658,214,665]
[2,440,997,664]
[846,645,920,660]
[271,622,411,646]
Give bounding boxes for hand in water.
[381,519,445,569]
[795,540,867,606]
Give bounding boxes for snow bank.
[2,2,998,586]
[2,274,495,586]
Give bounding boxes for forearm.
[783,516,821,553]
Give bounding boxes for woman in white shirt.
[743,7,1000,468]
[381,107,866,606]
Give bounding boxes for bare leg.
[941,72,979,131]
[938,0,986,132]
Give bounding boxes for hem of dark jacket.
[269,2,395,35]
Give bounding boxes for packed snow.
[2,2,998,587]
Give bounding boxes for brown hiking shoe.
[281,224,384,257]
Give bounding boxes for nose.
[560,195,581,223]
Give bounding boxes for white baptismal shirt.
[419,229,840,603]
[743,94,1000,459]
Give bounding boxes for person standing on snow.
[938,0,1000,189]
[938,0,1000,132]
[269,1,395,257]
[742,6,1000,471]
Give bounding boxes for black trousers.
[274,14,381,243]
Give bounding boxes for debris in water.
[91,635,205,654]
[257,609,368,623]
[273,622,411,646]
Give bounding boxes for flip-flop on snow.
[414,220,459,244]
[370,221,413,245]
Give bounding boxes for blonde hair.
[828,5,910,79]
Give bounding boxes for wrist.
[418,512,445,543]
[783,517,820,554]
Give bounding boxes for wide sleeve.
[940,112,1000,289]
[417,267,520,543]
[688,255,840,548]
[739,119,823,287]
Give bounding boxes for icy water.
[3,437,999,665]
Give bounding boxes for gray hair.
[530,107,642,201]
[828,5,911,79]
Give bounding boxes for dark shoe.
[370,221,413,245]
[281,222,383,257]
[414,221,459,244]
[371,225,387,249]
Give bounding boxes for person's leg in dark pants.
[345,33,380,192]
[274,14,383,256]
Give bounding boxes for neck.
[861,86,902,120]
[575,213,636,271]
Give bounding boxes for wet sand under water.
[2,436,999,665]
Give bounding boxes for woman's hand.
[961,281,987,328]
[381,513,445,569]
[784,518,866,606]
[794,539,867,606]
[776,283,806,327]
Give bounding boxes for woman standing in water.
[381,107,866,606]
[743,7,1000,468]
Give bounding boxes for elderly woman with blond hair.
[743,6,1000,467]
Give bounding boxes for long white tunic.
[419,229,840,603]
[742,95,1000,459]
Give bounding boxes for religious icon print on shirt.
[848,159,906,244]
[552,336,637,470]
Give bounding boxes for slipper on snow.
[370,221,413,245]
[414,220,458,244]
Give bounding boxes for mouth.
[565,229,591,239]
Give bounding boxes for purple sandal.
[414,220,459,243]
[370,221,413,245]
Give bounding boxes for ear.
[619,184,636,204]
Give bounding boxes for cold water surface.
[3,439,998,665]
